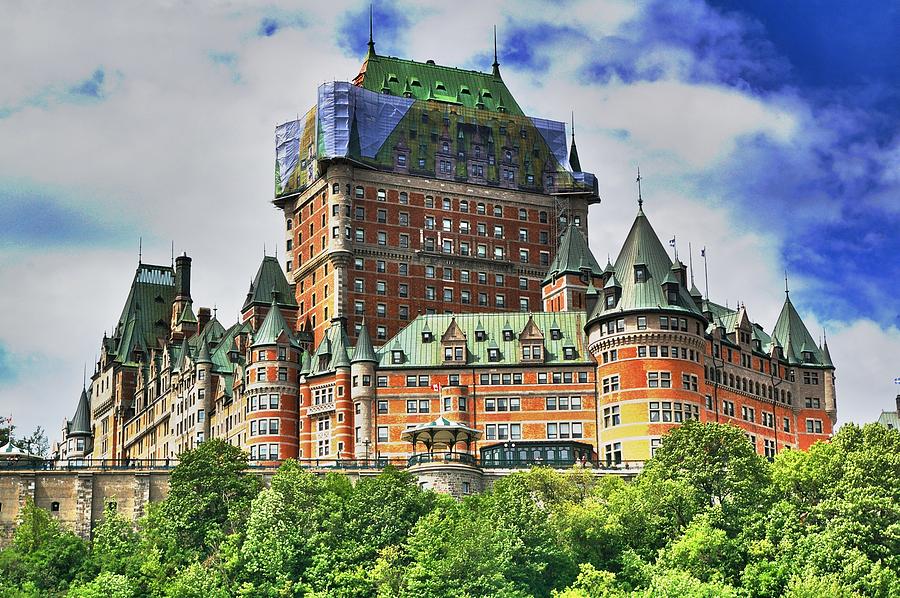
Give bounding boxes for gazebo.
[0,435,41,468]
[401,415,482,466]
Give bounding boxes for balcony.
[307,401,336,416]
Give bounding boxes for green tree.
[66,572,138,598]
[145,439,260,565]
[89,505,141,577]
[0,498,88,594]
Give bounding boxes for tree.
[66,572,138,598]
[17,426,50,458]
[145,439,260,566]
[641,420,771,527]
[89,505,141,577]
[0,498,88,593]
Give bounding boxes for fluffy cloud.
[0,0,896,437]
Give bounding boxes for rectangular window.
[377,427,388,442]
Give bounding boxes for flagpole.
[702,247,710,300]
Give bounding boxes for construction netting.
[275,81,597,199]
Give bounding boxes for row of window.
[704,367,794,405]
[354,279,534,310]
[649,401,700,423]
[637,345,702,362]
[250,443,280,460]
[249,394,280,411]
[249,419,280,436]
[351,187,553,223]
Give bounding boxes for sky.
[0,0,898,440]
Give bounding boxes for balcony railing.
[407,452,478,467]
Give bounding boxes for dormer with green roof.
[542,225,604,313]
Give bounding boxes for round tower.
[350,320,378,460]
[585,206,707,464]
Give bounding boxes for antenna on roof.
[367,4,375,57]
[636,167,643,210]
[492,25,501,77]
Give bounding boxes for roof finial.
[82,363,86,389]
[492,25,501,77]
[213,304,218,319]
[636,166,644,210]
[688,242,695,285]
[784,270,790,297]
[138,237,142,264]
[170,240,174,267]
[367,4,375,58]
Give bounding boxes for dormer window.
[802,351,814,362]
[550,328,562,341]
[634,266,647,283]
[606,293,615,308]
[503,329,514,342]
[522,345,543,361]
[422,331,433,343]
[443,346,465,362]
[391,350,404,364]
[488,348,501,362]
[563,346,576,360]
[475,330,487,342]
[668,289,678,304]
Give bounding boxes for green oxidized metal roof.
[306,320,352,376]
[357,54,524,115]
[773,293,827,366]
[351,321,378,364]
[68,388,92,436]
[252,303,299,348]
[588,208,701,323]
[376,311,592,368]
[243,256,297,311]
[211,321,251,374]
[543,225,604,283]
[111,263,176,364]
[178,302,197,324]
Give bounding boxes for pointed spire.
[636,166,644,211]
[69,386,92,436]
[569,111,581,172]
[784,270,790,297]
[491,25,501,78]
[197,340,213,364]
[366,4,376,58]
[352,318,378,364]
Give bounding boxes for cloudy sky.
[1,0,898,440]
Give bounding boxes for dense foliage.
[1,423,899,597]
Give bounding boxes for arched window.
[286,218,293,231]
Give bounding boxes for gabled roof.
[356,54,524,115]
[252,303,298,348]
[376,312,592,368]
[243,256,297,311]
[773,294,827,366]
[543,226,603,283]
[588,208,701,323]
[68,388,92,436]
[178,302,197,324]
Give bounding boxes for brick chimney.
[198,307,211,334]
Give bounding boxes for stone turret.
[351,320,378,459]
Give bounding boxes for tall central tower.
[273,38,599,346]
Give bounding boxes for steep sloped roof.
[306,320,353,376]
[252,303,299,348]
[68,388,92,436]
[351,321,378,364]
[588,208,701,322]
[111,264,176,363]
[356,54,524,115]
[243,256,297,311]
[543,225,603,283]
[773,294,827,366]
[376,312,591,368]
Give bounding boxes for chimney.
[175,253,192,300]
[198,307,211,334]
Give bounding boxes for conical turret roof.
[352,321,378,364]
[196,341,213,364]
[68,388,92,436]
[243,256,297,311]
[588,207,702,323]
[543,225,603,283]
[252,302,298,348]
[773,293,825,365]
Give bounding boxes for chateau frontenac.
[55,41,836,471]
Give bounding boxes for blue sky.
[0,0,897,438]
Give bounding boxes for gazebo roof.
[400,415,482,448]
[0,438,36,459]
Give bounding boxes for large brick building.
[54,45,836,467]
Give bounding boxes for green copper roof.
[351,321,378,364]
[543,225,604,283]
[243,256,297,311]
[588,208,701,323]
[357,54,524,115]
[68,388,92,436]
[211,321,251,374]
[252,303,299,348]
[821,339,833,367]
[376,312,592,368]
[111,263,176,364]
[178,302,197,324]
[307,320,352,376]
[196,341,213,364]
[773,294,827,366]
